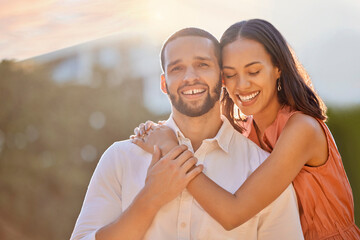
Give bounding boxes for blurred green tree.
[327,107,360,227]
[0,60,167,239]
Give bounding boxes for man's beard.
[166,79,222,117]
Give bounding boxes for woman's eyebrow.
[222,65,235,70]
[223,61,261,70]
[244,61,261,68]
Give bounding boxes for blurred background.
[0,0,359,239]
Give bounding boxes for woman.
[132,19,360,239]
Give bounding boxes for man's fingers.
[173,150,194,167]
[163,145,188,161]
[185,165,203,183]
[180,157,198,173]
[149,145,161,169]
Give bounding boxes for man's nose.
[183,67,199,82]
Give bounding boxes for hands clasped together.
[130,121,203,207]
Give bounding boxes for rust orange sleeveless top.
[242,106,360,240]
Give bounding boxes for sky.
[1,0,360,105]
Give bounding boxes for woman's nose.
[236,75,251,89]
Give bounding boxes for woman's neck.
[253,102,282,138]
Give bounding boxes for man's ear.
[221,71,225,87]
[160,74,167,94]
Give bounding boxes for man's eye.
[199,63,209,68]
[171,66,182,72]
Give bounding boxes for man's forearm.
[95,188,160,240]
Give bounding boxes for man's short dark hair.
[160,28,221,72]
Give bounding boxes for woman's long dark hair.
[220,19,327,132]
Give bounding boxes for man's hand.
[143,145,203,209]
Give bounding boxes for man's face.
[161,36,221,117]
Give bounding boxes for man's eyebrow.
[194,56,212,61]
[223,61,261,70]
[167,59,181,69]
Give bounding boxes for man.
[71,28,303,240]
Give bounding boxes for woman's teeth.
[238,91,260,102]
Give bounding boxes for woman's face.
[222,38,281,117]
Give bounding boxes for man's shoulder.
[230,129,269,155]
[108,139,135,152]
[98,139,150,167]
[106,139,148,153]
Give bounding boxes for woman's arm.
[188,113,327,230]
[132,114,328,230]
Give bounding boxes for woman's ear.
[276,67,281,79]
[160,74,167,94]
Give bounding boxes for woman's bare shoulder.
[282,112,328,166]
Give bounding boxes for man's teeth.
[182,89,206,95]
[238,91,260,102]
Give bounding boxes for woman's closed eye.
[224,73,237,79]
[249,70,260,76]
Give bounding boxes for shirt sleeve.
[70,143,123,240]
[257,184,304,240]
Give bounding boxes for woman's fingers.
[133,121,157,137]
[145,121,156,131]
[139,123,145,135]
[134,127,140,136]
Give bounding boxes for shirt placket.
[176,137,211,240]
[177,137,193,240]
[177,190,193,240]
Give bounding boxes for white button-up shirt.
[71,116,303,240]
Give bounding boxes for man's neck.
[172,102,223,152]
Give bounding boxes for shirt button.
[180,222,187,228]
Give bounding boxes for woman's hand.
[130,120,179,156]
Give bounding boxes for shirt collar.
[164,114,234,154]
[164,113,186,140]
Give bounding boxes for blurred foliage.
[0,59,359,239]
[327,107,360,227]
[0,60,167,239]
